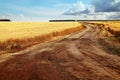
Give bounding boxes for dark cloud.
[92,0,120,12]
[63,0,120,20]
[63,9,90,15]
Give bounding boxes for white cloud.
[73,1,86,11]
[0,4,65,21]
[0,13,27,21]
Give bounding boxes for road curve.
[0,23,120,80]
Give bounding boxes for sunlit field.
[102,21,120,38]
[92,21,120,56]
[0,22,83,41]
[0,22,83,52]
[89,21,120,37]
[104,21,120,31]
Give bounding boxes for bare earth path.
[0,23,120,80]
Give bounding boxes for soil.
[0,23,120,80]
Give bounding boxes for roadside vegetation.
[97,21,120,56]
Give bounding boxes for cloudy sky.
[0,0,120,21]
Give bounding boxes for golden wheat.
[0,22,83,52]
[0,22,82,41]
[102,22,120,35]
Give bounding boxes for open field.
[0,22,83,52]
[0,22,83,41]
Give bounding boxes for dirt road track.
[0,23,120,80]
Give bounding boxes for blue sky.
[0,0,120,21]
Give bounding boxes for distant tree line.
[0,19,11,22]
[49,20,120,22]
[49,20,76,22]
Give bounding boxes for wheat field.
[0,22,83,52]
[0,22,82,41]
[104,22,120,31]
[101,21,120,37]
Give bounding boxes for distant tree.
[0,19,11,22]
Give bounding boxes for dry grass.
[90,21,120,38]
[0,22,83,52]
[102,22,120,38]
[97,21,120,56]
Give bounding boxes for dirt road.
[0,23,120,80]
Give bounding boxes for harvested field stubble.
[0,22,83,52]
